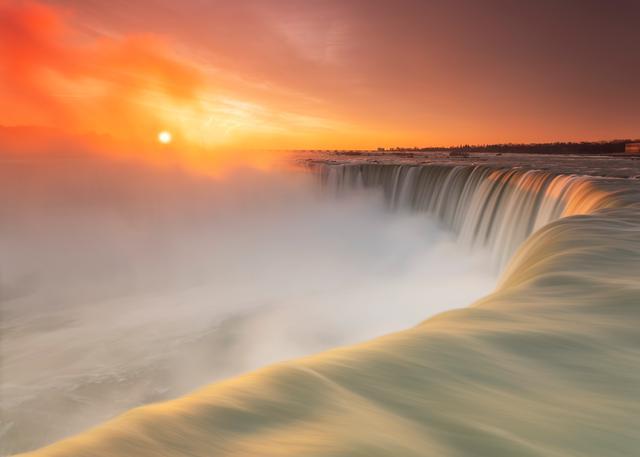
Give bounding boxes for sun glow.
[158,131,172,144]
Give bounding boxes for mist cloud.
[0,147,494,454]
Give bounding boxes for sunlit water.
[8,155,637,457]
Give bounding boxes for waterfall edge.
[18,164,640,457]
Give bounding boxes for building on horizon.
[626,142,640,154]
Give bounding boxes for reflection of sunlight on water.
[316,164,621,269]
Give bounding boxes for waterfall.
[314,163,613,267]
[17,162,640,457]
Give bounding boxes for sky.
[1,0,639,153]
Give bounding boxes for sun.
[158,130,172,144]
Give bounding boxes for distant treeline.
[381,140,638,155]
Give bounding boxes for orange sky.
[1,0,639,153]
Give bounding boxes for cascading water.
[315,163,613,267]
[12,160,640,457]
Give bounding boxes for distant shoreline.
[294,139,640,156]
[296,149,640,180]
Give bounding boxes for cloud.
[0,0,381,165]
[2,0,639,151]
[0,1,206,144]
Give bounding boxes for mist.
[0,150,495,455]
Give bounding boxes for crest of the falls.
[316,163,613,267]
[15,162,640,457]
